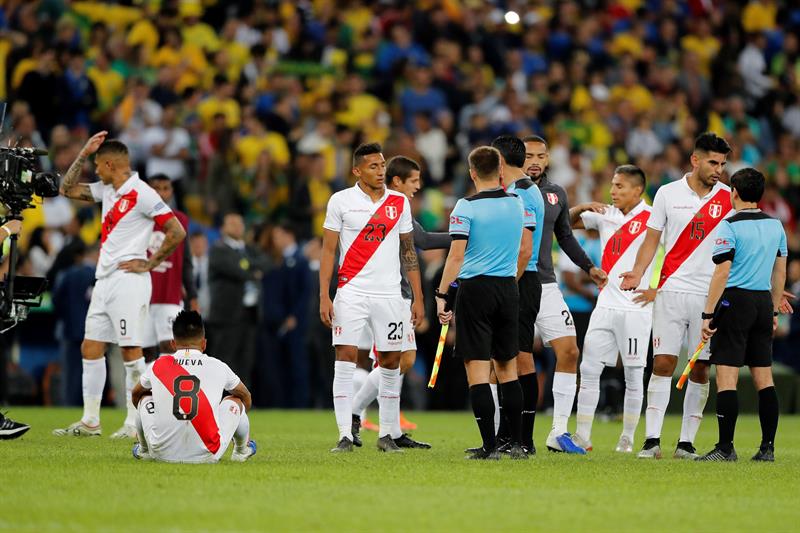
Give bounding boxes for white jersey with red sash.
[139,349,240,463]
[89,173,175,279]
[647,175,732,295]
[323,183,413,298]
[581,201,653,311]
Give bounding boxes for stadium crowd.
[0,0,798,411]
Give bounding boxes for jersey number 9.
[172,375,201,421]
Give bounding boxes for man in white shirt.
[621,133,733,459]
[131,310,256,463]
[319,142,424,453]
[569,165,656,453]
[54,132,186,439]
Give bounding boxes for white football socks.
[552,372,577,435]
[352,367,370,419]
[332,361,356,441]
[352,367,379,417]
[233,410,251,451]
[679,380,709,444]
[378,366,401,438]
[645,374,671,439]
[134,401,149,452]
[489,383,500,434]
[123,357,147,427]
[622,366,644,441]
[81,357,106,426]
[389,374,405,439]
[575,361,602,442]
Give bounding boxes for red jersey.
[148,210,189,305]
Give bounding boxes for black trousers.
[208,307,258,390]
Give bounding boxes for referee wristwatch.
[434,289,448,300]
[701,312,714,320]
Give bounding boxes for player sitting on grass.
[131,311,256,463]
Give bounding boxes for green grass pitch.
[3,408,800,532]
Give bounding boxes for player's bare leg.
[53,339,107,436]
[111,346,147,439]
[375,349,403,453]
[331,345,358,452]
[546,336,586,454]
[638,354,678,459]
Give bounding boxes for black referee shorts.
[710,288,774,368]
[518,270,542,353]
[453,275,519,362]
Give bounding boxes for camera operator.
[0,218,31,439]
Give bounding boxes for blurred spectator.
[258,224,311,408]
[399,66,447,132]
[207,213,269,388]
[26,226,57,278]
[189,231,210,317]
[413,112,448,183]
[141,104,191,207]
[52,242,96,406]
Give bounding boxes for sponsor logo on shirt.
[450,216,463,225]
[715,238,730,246]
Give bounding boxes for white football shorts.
[332,289,406,352]
[356,298,416,353]
[535,283,576,344]
[582,307,652,367]
[85,270,151,347]
[142,303,183,347]
[652,290,710,360]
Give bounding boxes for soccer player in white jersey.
[320,143,424,453]
[568,165,657,453]
[131,310,256,463]
[621,133,733,459]
[54,132,187,438]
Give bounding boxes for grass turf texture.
[3,408,800,532]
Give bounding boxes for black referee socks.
[518,373,538,449]
[758,386,779,448]
[469,384,497,452]
[716,390,738,453]
[500,380,523,446]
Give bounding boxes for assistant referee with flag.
[698,168,787,462]
[437,146,532,460]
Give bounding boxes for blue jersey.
[507,177,545,272]
[449,188,525,279]
[712,210,788,291]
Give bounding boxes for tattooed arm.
[119,217,186,273]
[400,231,424,326]
[60,131,107,202]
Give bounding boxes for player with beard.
[521,135,608,454]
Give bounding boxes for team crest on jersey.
[629,221,642,234]
[385,205,398,220]
[118,199,130,212]
[708,202,723,219]
[334,326,342,336]
[546,193,558,205]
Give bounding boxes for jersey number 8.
[172,375,201,421]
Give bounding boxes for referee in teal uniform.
[436,146,532,460]
[698,168,788,462]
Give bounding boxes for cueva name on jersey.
[174,358,203,366]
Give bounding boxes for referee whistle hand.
[701,319,716,342]
[619,271,641,291]
[320,296,334,328]
[590,267,608,289]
